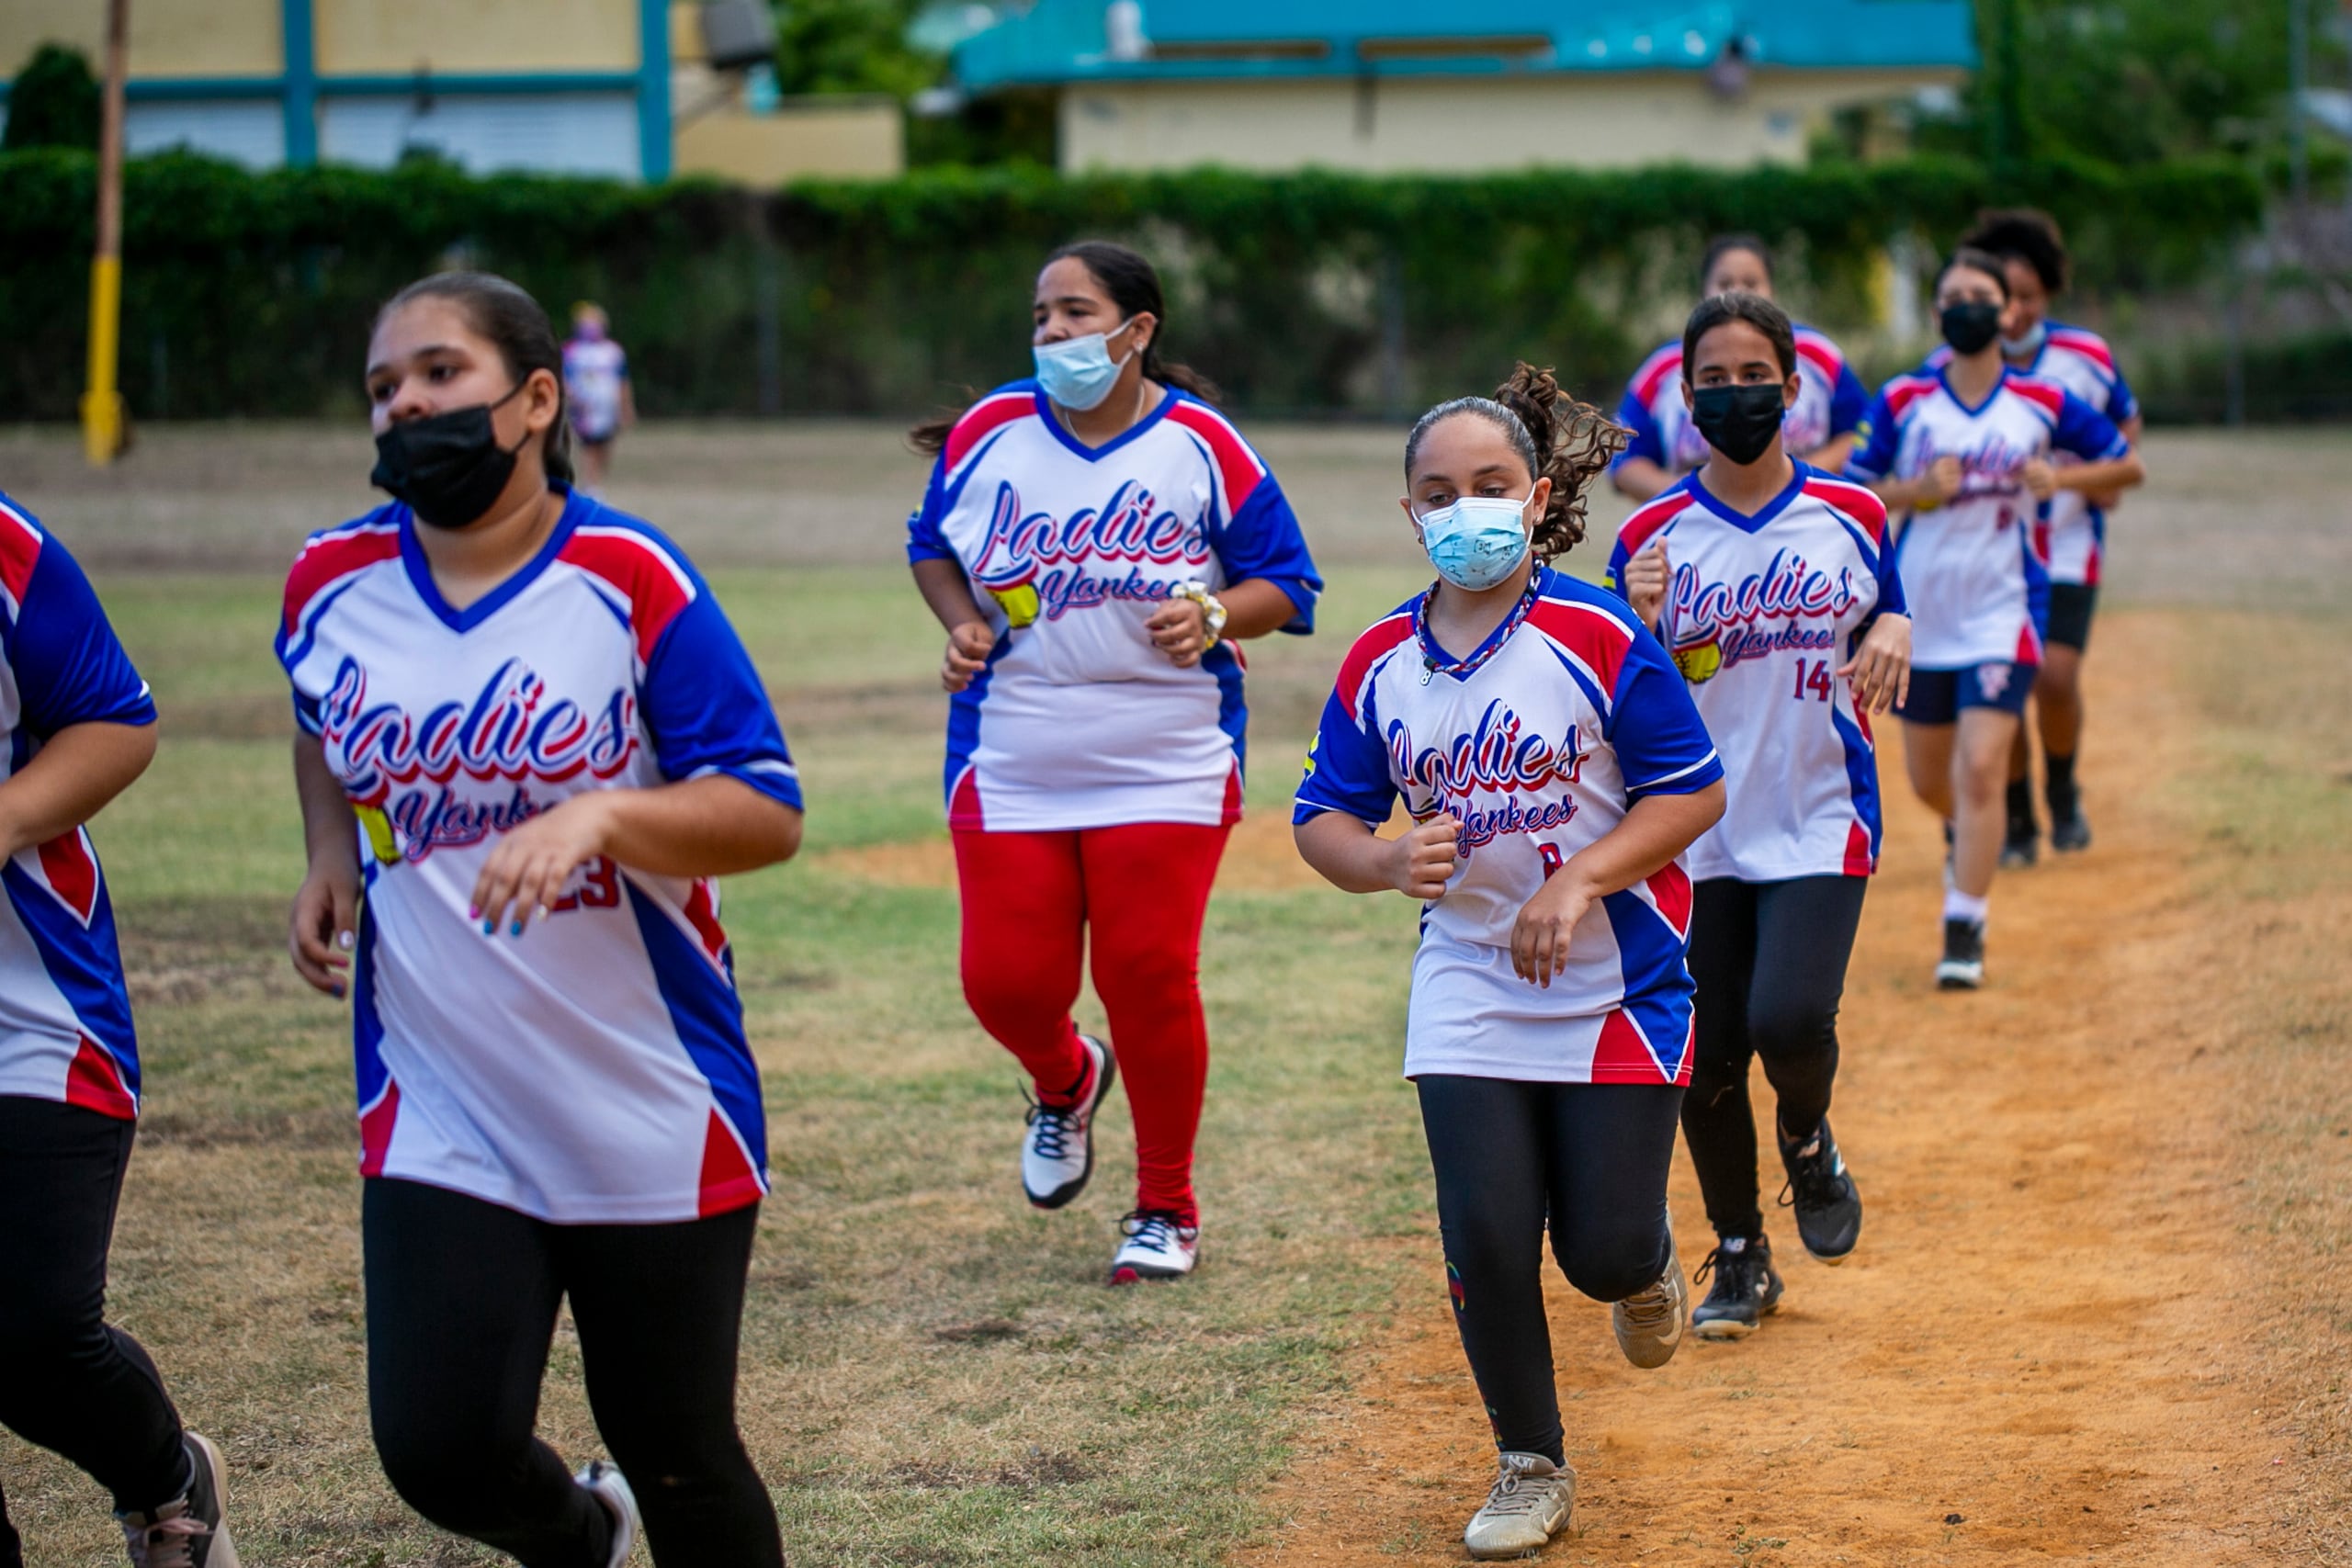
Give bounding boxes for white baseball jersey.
[0,492,155,1119]
[1295,570,1722,1086]
[1928,324,2139,585]
[1612,324,1869,477]
[1846,367,2128,669]
[1605,466,1902,884]
[562,335,628,441]
[907,380,1321,832]
[277,491,801,1224]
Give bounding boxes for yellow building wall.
[315,0,639,74]
[1059,71,1958,174]
[2,0,280,81]
[675,99,904,184]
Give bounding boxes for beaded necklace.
[1412,570,1543,686]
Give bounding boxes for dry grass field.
[0,421,2345,1565]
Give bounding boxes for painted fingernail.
[469,905,481,919]
[482,919,496,935]
[337,931,356,951]
[510,919,526,936]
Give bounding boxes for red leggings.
[952,821,1229,1224]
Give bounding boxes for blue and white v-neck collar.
[398,487,588,633]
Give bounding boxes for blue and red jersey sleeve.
[1293,615,1410,826]
[0,498,155,739]
[1842,386,1902,482]
[1607,626,1721,798]
[633,555,802,815]
[2052,389,2130,464]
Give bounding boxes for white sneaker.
[1464,1450,1577,1560]
[576,1460,640,1568]
[1108,1209,1198,1285]
[1611,1231,1688,1370]
[1022,1033,1117,1210]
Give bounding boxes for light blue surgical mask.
[1416,494,1532,592]
[2000,319,2048,358]
[1033,320,1135,412]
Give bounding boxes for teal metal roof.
[956,1,1977,91]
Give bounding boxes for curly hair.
[1403,362,1628,561]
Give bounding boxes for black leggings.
[1681,875,1869,1241]
[362,1179,783,1568]
[0,1097,190,1568]
[1418,1076,1684,1465]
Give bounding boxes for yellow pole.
[81,0,130,467]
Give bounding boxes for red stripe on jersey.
[1617,491,1688,560]
[1163,401,1267,511]
[1220,763,1244,826]
[682,880,729,969]
[1334,614,1415,720]
[1843,820,1875,877]
[697,1108,767,1217]
[65,1036,137,1119]
[1629,344,1683,408]
[0,496,43,616]
[1883,376,1938,423]
[2046,329,2116,373]
[1525,598,1633,702]
[559,527,695,663]
[1800,478,1888,545]
[283,526,400,635]
[2004,375,2065,422]
[1591,1010,1662,1080]
[37,829,98,925]
[1793,333,1843,384]
[2015,622,2042,665]
[1645,862,1692,938]
[1674,1021,1695,1084]
[944,392,1037,472]
[357,1079,401,1176]
[2084,540,2103,587]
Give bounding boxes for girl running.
[1610,234,1871,503]
[1846,249,2143,988]
[561,303,634,493]
[1295,365,1724,1559]
[1957,210,2143,864]
[280,272,802,1568]
[1607,293,1911,1337]
[0,492,236,1568]
[904,241,1321,1286]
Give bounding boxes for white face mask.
[2001,319,2049,358]
[1033,320,1136,412]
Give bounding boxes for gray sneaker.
[118,1433,238,1568]
[1464,1450,1577,1560]
[576,1460,641,1568]
[1611,1233,1689,1370]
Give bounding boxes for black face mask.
[1939,300,2004,357]
[1690,382,1788,466]
[370,383,531,530]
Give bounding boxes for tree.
[3,42,101,152]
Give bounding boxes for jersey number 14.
[1792,659,1837,704]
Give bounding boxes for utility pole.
[1985,0,2028,171]
[81,0,130,466]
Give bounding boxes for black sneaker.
[1778,1119,1862,1265]
[2049,808,2092,853]
[1999,822,2039,869]
[1935,918,1984,990]
[118,1433,238,1567]
[1690,1234,1784,1339]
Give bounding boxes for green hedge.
[0,148,2264,422]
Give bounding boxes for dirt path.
[1233,611,2298,1567]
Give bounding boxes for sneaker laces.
[120,1506,208,1568]
[1478,1460,1556,1518]
[1617,1276,1678,1334]
[1693,1242,1757,1295]
[1023,1089,1080,1160]
[1120,1209,1187,1252]
[1779,1134,1849,1213]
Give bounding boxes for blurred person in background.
[1609,235,1871,503]
[904,240,1322,1286]
[562,303,634,493]
[1845,249,2142,990]
[1953,210,2142,865]
[0,489,238,1568]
